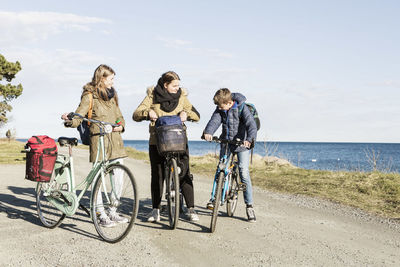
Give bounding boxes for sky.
[0,0,399,142]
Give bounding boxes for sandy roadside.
[0,147,399,266]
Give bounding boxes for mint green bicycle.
[35,113,138,243]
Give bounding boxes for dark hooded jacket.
[204,93,257,153]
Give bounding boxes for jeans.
[221,149,253,205]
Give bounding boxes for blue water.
[124,140,400,173]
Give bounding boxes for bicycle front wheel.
[36,181,68,228]
[226,168,239,217]
[210,171,224,233]
[92,164,138,243]
[166,158,180,229]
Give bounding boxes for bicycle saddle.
[58,137,78,147]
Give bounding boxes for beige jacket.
[132,86,200,145]
[69,86,127,162]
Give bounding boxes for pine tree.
[0,54,23,128]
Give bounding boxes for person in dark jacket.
[203,88,257,222]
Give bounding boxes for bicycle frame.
[210,146,237,205]
[39,116,118,217]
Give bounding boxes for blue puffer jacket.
[204,93,257,153]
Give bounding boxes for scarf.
[153,82,181,112]
[97,87,115,101]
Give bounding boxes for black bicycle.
[163,152,181,229]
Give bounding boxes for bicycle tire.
[92,164,138,243]
[166,158,180,229]
[210,171,224,233]
[36,179,68,229]
[226,167,239,217]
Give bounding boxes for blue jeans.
[221,149,253,205]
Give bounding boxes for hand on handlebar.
[203,133,213,141]
[179,111,187,122]
[148,109,158,121]
[113,125,123,132]
[243,140,251,149]
[61,112,72,122]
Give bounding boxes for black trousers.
[149,145,194,209]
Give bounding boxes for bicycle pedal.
[238,184,247,191]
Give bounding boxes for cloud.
[156,36,234,59]
[0,10,111,45]
[368,80,400,88]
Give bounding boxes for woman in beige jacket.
[133,71,200,222]
[62,64,127,227]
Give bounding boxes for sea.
[17,139,400,173]
[125,140,400,173]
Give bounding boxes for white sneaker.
[109,212,129,224]
[99,215,116,228]
[147,208,160,222]
[187,208,199,221]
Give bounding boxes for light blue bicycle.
[204,137,246,233]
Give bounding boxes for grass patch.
[0,139,25,164]
[251,166,400,218]
[125,147,149,162]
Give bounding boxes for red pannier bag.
[25,135,58,182]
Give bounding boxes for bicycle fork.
[210,166,232,206]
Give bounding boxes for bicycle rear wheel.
[36,180,68,228]
[226,168,239,217]
[92,164,138,243]
[210,171,224,233]
[166,158,180,229]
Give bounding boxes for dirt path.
[0,148,399,266]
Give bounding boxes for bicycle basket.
[155,116,187,154]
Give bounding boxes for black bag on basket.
[155,115,187,155]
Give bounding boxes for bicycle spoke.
[92,164,138,243]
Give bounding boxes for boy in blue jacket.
[203,88,257,222]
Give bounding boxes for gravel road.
[0,148,399,266]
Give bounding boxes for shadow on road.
[0,186,41,226]
[136,198,211,233]
[0,186,100,240]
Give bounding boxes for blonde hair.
[213,88,232,105]
[84,64,119,105]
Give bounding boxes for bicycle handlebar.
[202,136,246,146]
[67,112,119,128]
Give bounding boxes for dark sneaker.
[187,208,199,221]
[99,216,116,228]
[246,206,256,222]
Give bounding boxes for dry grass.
[251,165,400,218]
[125,147,149,162]
[0,139,25,164]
